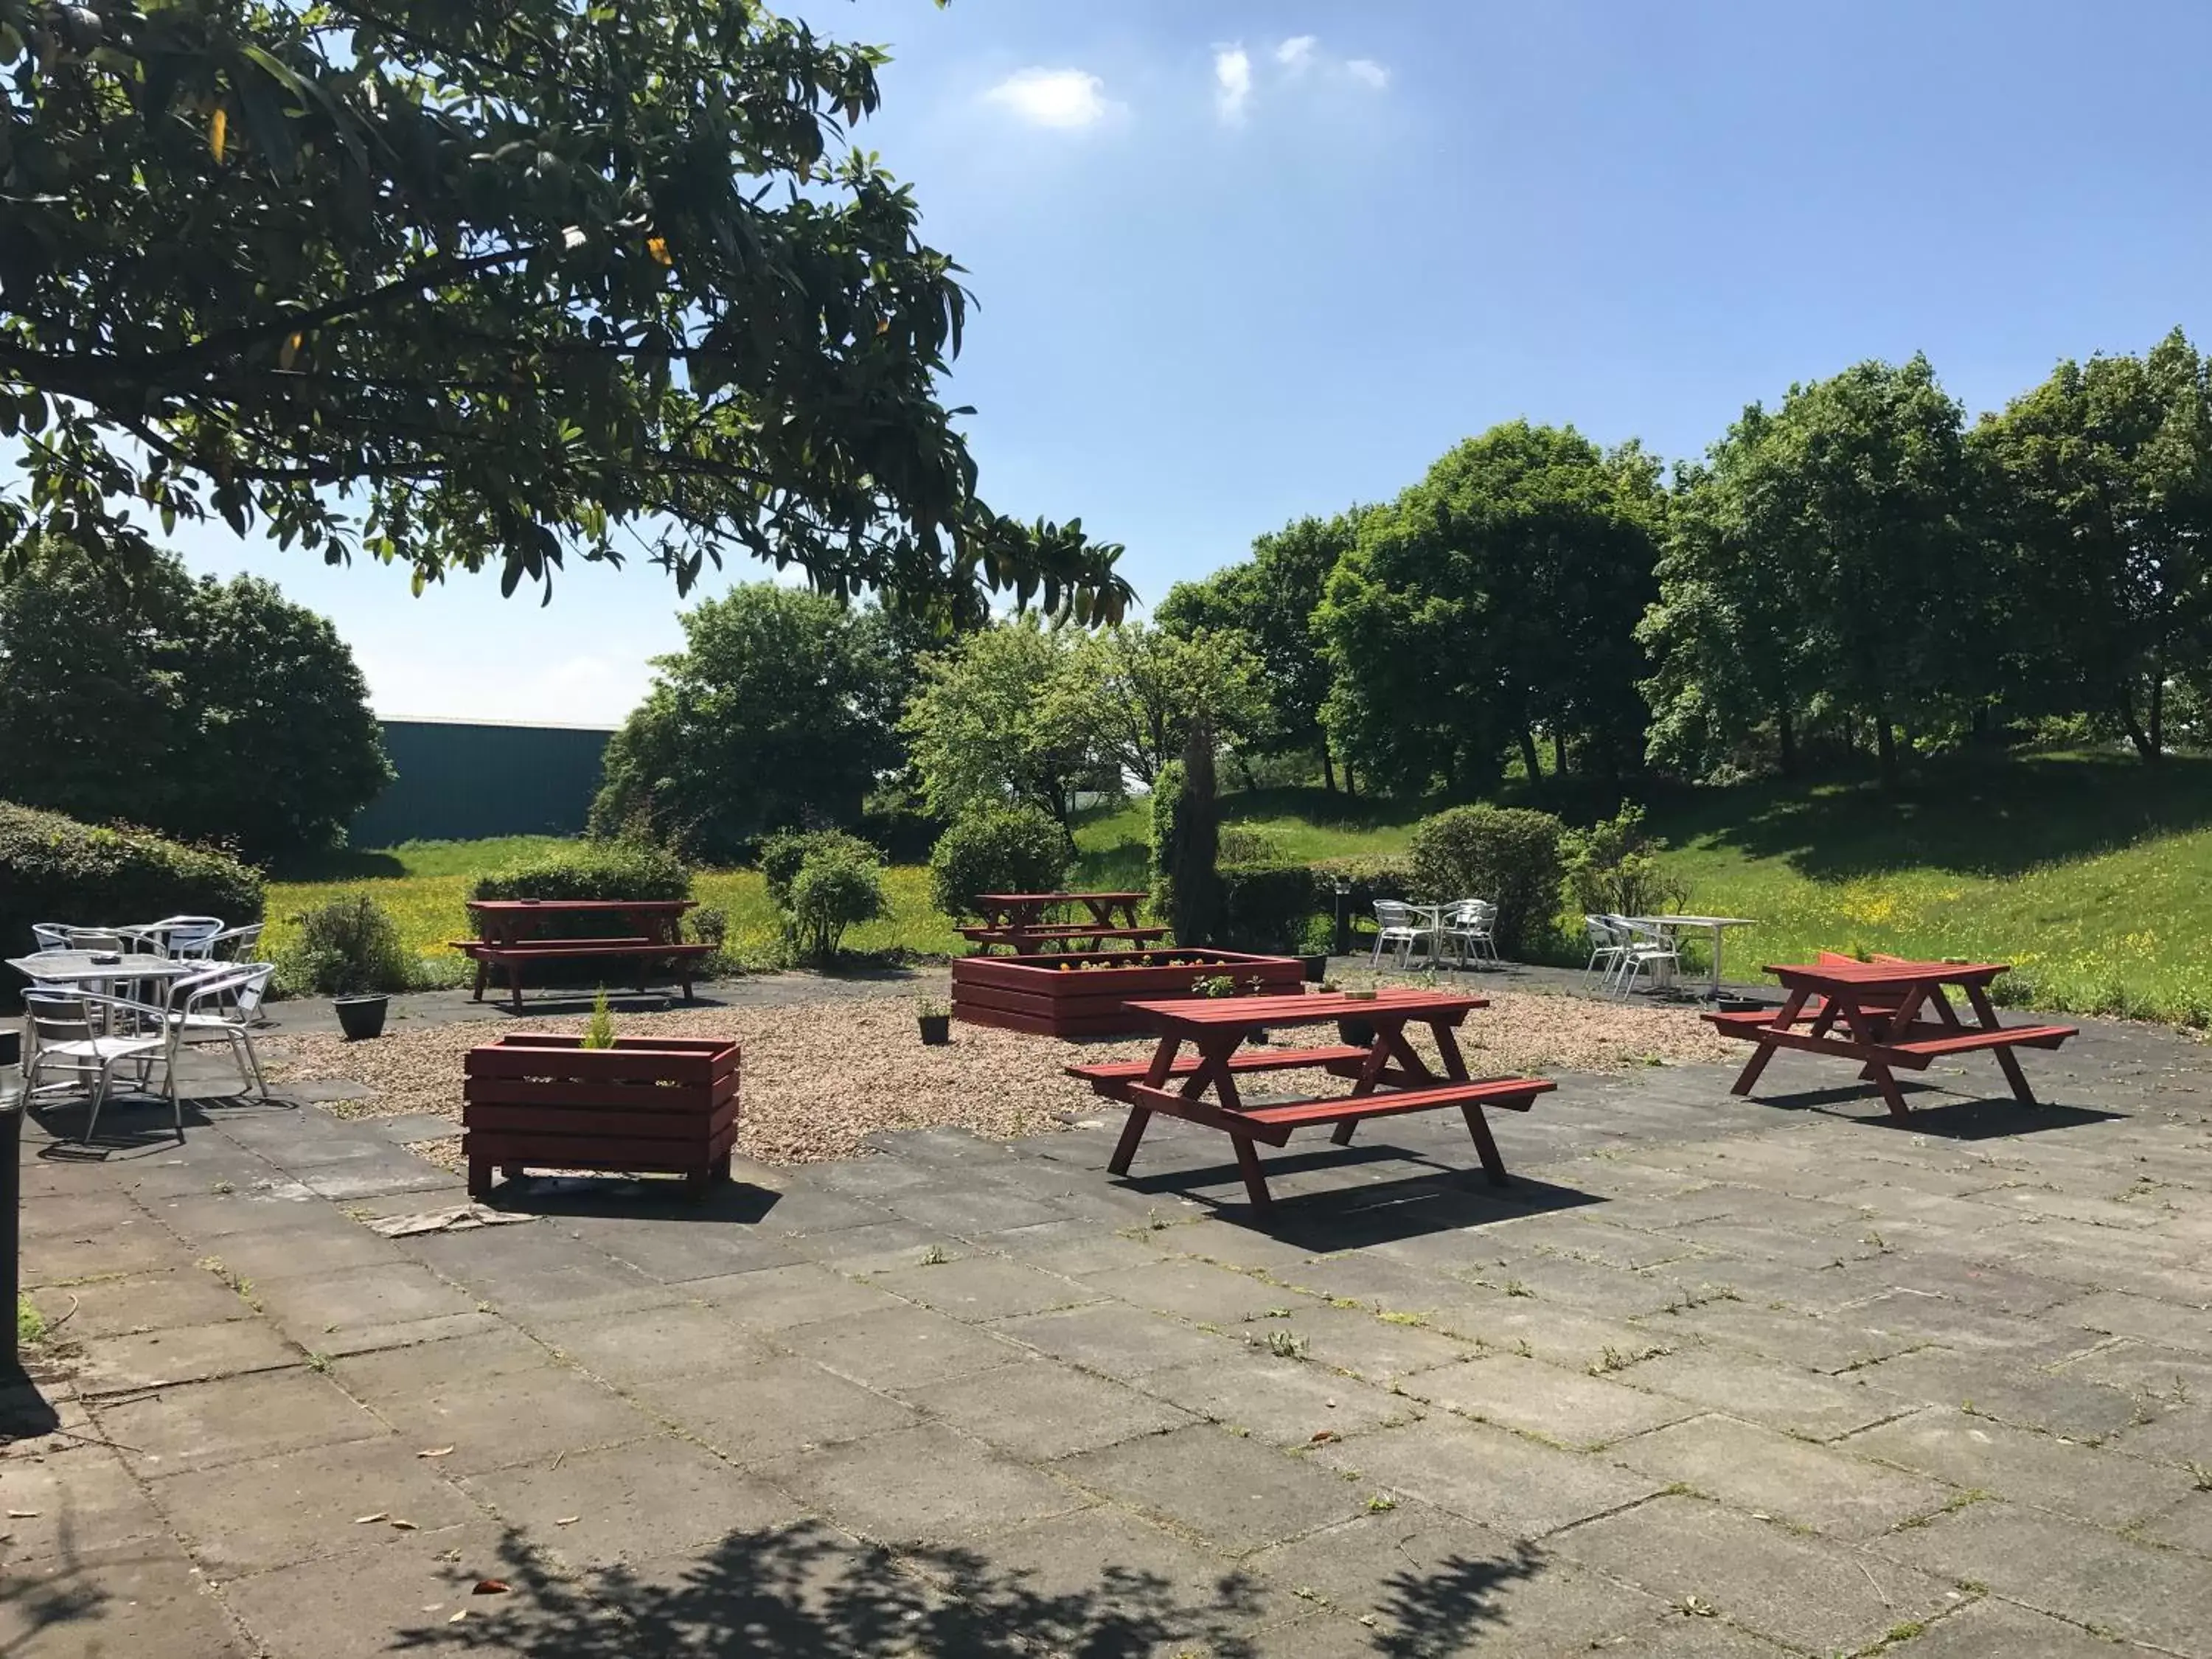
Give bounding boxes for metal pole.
[0,1028,20,1376]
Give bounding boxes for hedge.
[1217,862,1319,953]
[1307,855,1413,917]
[0,801,264,983]
[1407,805,1567,957]
[929,806,1071,920]
[470,841,692,941]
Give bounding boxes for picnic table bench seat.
[1119,1075,1557,1145]
[449,936,714,1013]
[960,923,1169,950]
[1064,1044,1368,1086]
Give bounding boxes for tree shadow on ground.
[1649,752,2212,881]
[268,846,409,882]
[397,1517,1548,1657]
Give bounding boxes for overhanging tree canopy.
[0,1,1132,620]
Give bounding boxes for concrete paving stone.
[1872,1499,2212,1655]
[1883,1597,2135,1658]
[2050,1290,2212,1354]
[1453,1253,1703,1320]
[2053,1338,2212,1399]
[18,1189,149,1240]
[782,1219,978,1273]
[976,1222,1177,1276]
[1554,1494,1962,1655]
[0,1447,168,1564]
[75,1318,305,1395]
[1871,1252,2084,1314]
[970,1504,1287,1657]
[1677,1252,1897,1314]
[18,1220,178,1287]
[1677,1219,1888,1274]
[96,1368,389,1477]
[1165,1215,1345,1274]
[754,1185,900,1236]
[403,1228,672,1320]
[296,1155,461,1201]
[1406,1352,1692,1449]
[330,1324,554,1408]
[1622,1346,1914,1441]
[28,1268,256,1340]
[2137,1492,2212,1557]
[1266,1249,1453,1310]
[462,1435,804,1567]
[254,1260,487,1351]
[1841,1406,2199,1529]
[630,1353,919,1462]
[0,1541,252,1658]
[1611,1412,1954,1539]
[879,1184,1075,1235]
[1584,1613,1798,1655]
[1133,1352,1414,1448]
[1422,1292,1680,1373]
[686,1260,910,1329]
[1982,1183,2168,1231]
[1251,1499,1669,1653]
[1851,1348,2146,1441]
[1259,1301,1478,1382]
[150,1436,481,1575]
[762,1422,1088,1546]
[1310,1415,1664,1540]
[1084,1257,1321,1326]
[801,1152,950,1199]
[577,1221,804,1286]
[168,1220,398,1283]
[1057,1422,1366,1553]
[992,1300,1247,1381]
[532,1301,774,1386]
[2102,1402,2212,1468]
[1634,1296,1921,1375]
[866,1254,1100,1321]
[782,1304,1030,1390]
[217,1524,605,1658]
[1499,1214,1708,1270]
[899,1357,1195,1460]
[1850,1288,2091,1352]
[372,1363,660,1475]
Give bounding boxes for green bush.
[1307,855,1412,914]
[277,894,413,995]
[470,841,692,940]
[0,801,263,984]
[1216,824,1284,864]
[1217,862,1319,953]
[928,806,1071,920]
[785,842,887,962]
[761,829,879,910]
[1297,913,1338,956]
[1561,804,1688,919]
[1407,805,1567,957]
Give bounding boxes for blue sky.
[174,0,2212,723]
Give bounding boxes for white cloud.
[983,67,1115,129]
[1345,58,1390,91]
[1275,35,1318,71]
[1214,46,1253,123]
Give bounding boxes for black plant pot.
[918,1014,952,1046]
[1337,1016,1376,1048]
[334,995,389,1041]
[1299,954,1329,984]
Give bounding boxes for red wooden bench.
[449,937,714,1013]
[960,924,1171,953]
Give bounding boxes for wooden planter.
[952,948,1304,1038]
[462,1033,740,1199]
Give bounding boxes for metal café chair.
[21,989,179,1143]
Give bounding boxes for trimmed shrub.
[1306,855,1412,914]
[471,841,692,940]
[856,799,947,865]
[1407,805,1567,957]
[1561,804,1688,919]
[760,829,880,911]
[1216,824,1285,865]
[786,842,886,962]
[277,894,413,995]
[929,805,1071,920]
[0,801,263,983]
[1217,863,1320,953]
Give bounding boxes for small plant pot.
[1338,1017,1377,1048]
[1299,953,1329,983]
[334,995,389,1041]
[918,1014,952,1046]
[1714,995,1764,1015]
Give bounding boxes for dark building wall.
[349,718,615,846]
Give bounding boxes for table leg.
[509,962,525,1014]
[1461,1102,1509,1184]
[1731,989,1808,1096]
[1830,996,1912,1119]
[1107,1107,1152,1176]
[1708,925,1724,1000]
[1962,982,2039,1105]
[1230,1133,1273,1209]
[471,957,488,1003]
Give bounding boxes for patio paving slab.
[781,1303,1032,1390]
[760,1422,1089,1547]
[991,1300,1246,1380]
[1616,1344,1916,1440]
[1841,1405,2200,1528]
[897,1357,1196,1461]
[1056,1422,1368,1553]
[94,1368,389,1477]
[862,1253,1099,1321]
[685,1260,909,1329]
[0,1542,253,1658]
[1883,1597,2138,1658]
[1308,1416,1663,1540]
[1610,1412,1954,1540]
[1403,1351,1694,1448]
[629,1353,919,1462]
[531,1300,775,1385]
[1130,1352,1415,1448]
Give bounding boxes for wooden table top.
[975,891,1149,905]
[465,899,696,913]
[1127,988,1489,1029]
[1767,958,2008,989]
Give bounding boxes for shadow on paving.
[1747,1085,2126,1139]
[481,1174,785,1226]
[397,1519,1550,1658]
[24,1090,281,1158]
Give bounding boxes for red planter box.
[952,948,1304,1038]
[462,1033,740,1199]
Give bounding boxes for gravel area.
[268,984,1734,1166]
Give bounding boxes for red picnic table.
[1068,987,1555,1210]
[1703,952,2078,1120]
[453,899,709,1012]
[962,890,1164,954]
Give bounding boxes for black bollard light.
[1332,877,1353,959]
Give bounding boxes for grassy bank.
[267,750,2212,1024]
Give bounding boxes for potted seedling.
[1297,915,1335,985]
[917,993,952,1046]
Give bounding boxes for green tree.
[0,1,1131,624]
[1157,512,1359,788]
[1062,623,1267,789]
[1317,422,1662,796]
[0,540,389,858]
[899,615,1108,828]
[1973,328,2212,761]
[590,585,905,860]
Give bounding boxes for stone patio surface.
[5,975,2212,1656]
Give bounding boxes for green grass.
[15,1295,46,1352]
[265,749,2212,1024]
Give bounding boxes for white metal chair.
[21,990,178,1142]
[203,922,264,962]
[164,964,273,1099]
[1370,901,1436,969]
[1440,900,1498,967]
[32,925,134,953]
[1582,916,1630,989]
[136,916,227,959]
[1605,914,1680,998]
